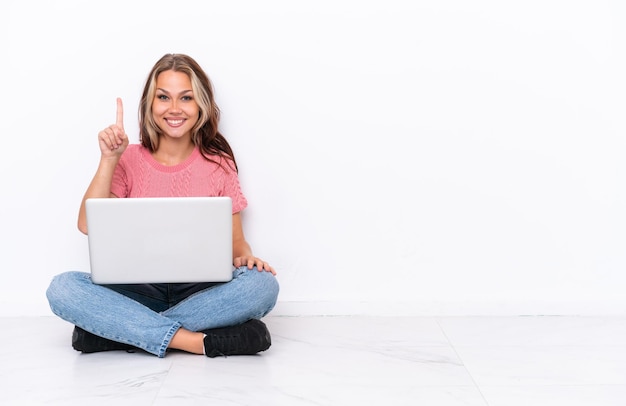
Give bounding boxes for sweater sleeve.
[110,147,134,198]
[221,159,248,214]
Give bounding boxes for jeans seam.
[159,322,182,358]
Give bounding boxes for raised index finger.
[116,97,124,129]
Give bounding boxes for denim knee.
[46,271,89,318]
[235,267,280,317]
[259,270,280,310]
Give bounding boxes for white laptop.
[85,197,233,284]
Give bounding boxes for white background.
[1,0,625,316]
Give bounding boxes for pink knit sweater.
[111,144,248,213]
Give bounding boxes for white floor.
[3,316,626,405]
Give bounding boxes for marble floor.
[3,315,626,405]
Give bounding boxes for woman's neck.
[152,138,195,166]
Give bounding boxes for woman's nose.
[169,100,182,113]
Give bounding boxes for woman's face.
[152,70,200,141]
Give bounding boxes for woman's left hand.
[234,256,277,275]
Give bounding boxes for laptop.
[85,196,233,284]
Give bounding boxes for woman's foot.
[202,319,272,357]
[72,326,136,353]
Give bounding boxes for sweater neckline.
[141,146,201,173]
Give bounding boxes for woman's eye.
[157,95,169,100]
[182,96,193,101]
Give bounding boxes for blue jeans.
[46,267,279,357]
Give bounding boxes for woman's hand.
[98,98,129,158]
[233,256,277,275]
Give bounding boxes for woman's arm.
[78,98,129,234]
[232,212,276,275]
[77,159,121,234]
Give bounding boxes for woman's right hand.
[98,98,129,158]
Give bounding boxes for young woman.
[46,54,279,358]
